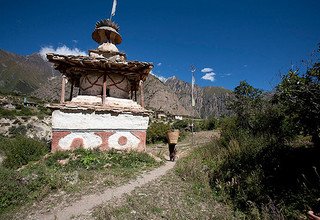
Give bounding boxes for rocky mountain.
[140,75,189,116]
[31,76,75,102]
[0,49,58,94]
[0,49,231,118]
[165,77,231,118]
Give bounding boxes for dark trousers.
[169,144,176,161]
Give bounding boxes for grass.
[0,146,160,218]
[92,169,238,220]
[174,129,320,219]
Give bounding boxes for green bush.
[172,119,189,130]
[198,115,217,131]
[147,122,171,144]
[0,136,48,169]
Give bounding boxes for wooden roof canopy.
[46,53,153,81]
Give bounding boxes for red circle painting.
[118,136,128,146]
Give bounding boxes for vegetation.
[0,136,48,169]
[146,122,171,144]
[176,57,320,219]
[0,105,50,120]
[171,116,217,132]
[274,64,320,146]
[0,136,159,216]
[93,169,238,220]
[147,117,217,145]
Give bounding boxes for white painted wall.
[52,110,149,130]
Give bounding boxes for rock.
[58,158,69,165]
[165,77,232,118]
[140,75,189,116]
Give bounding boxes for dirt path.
[36,161,176,220]
[30,131,218,220]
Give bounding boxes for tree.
[229,81,263,130]
[275,63,320,146]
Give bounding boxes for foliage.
[147,122,171,144]
[177,73,320,218]
[227,80,295,143]
[171,119,189,131]
[0,136,48,169]
[200,115,217,131]
[0,147,158,215]
[228,80,263,130]
[171,117,217,132]
[274,64,320,146]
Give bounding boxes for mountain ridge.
[0,49,231,118]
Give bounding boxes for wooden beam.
[60,76,66,104]
[140,80,145,108]
[102,74,107,105]
[69,81,74,101]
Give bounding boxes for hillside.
[165,77,231,118]
[140,75,189,116]
[0,50,58,94]
[0,49,232,118]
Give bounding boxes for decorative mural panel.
[52,130,146,152]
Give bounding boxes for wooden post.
[102,74,107,105]
[69,81,74,101]
[60,76,66,104]
[140,80,145,108]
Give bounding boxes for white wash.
[52,110,149,130]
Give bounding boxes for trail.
[36,161,176,220]
[30,131,218,220]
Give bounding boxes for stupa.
[47,19,153,152]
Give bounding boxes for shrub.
[147,122,171,144]
[0,136,48,169]
[172,119,189,131]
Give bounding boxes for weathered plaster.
[52,110,149,130]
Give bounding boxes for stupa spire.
[92,19,122,45]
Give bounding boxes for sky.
[0,0,320,91]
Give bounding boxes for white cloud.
[150,71,168,83]
[201,72,216,82]
[157,62,162,66]
[39,45,87,60]
[201,67,214,73]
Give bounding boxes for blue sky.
[1,0,319,91]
